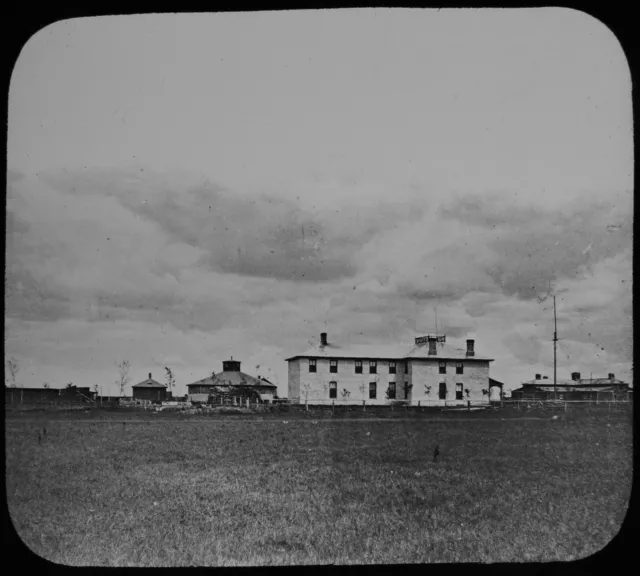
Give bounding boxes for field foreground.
[6,410,632,565]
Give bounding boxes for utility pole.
[435,306,438,338]
[553,295,558,401]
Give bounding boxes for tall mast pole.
[435,307,438,338]
[553,295,558,400]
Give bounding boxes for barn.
[186,358,277,404]
[510,372,631,401]
[131,373,168,403]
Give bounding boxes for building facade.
[511,372,631,401]
[286,332,495,405]
[132,373,168,403]
[186,358,277,403]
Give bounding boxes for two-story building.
[286,332,495,405]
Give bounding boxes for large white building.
[286,332,498,405]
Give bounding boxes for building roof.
[403,343,494,361]
[186,371,277,388]
[489,378,504,387]
[132,377,167,389]
[522,377,628,386]
[285,342,493,362]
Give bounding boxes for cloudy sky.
[6,9,633,396]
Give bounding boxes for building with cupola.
[285,332,499,405]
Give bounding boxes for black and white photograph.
[6,8,633,566]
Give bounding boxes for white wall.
[410,359,491,405]
[288,358,411,404]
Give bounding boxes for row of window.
[325,381,467,400]
[309,359,465,374]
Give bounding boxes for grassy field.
[6,407,632,566]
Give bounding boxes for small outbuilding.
[510,372,631,401]
[489,378,504,402]
[132,373,168,403]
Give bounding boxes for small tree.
[424,384,432,401]
[465,388,470,401]
[404,382,414,401]
[302,382,312,411]
[116,360,132,397]
[65,382,74,389]
[359,381,367,410]
[165,367,175,393]
[341,388,351,400]
[43,382,50,389]
[6,357,19,388]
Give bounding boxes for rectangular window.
[456,383,463,400]
[309,359,317,373]
[369,382,377,399]
[387,383,396,399]
[330,360,338,373]
[369,361,377,374]
[405,363,409,374]
[389,361,396,374]
[439,361,446,374]
[439,382,447,400]
[329,381,337,399]
[355,360,363,374]
[456,362,463,375]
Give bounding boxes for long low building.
[511,372,631,401]
[186,358,277,403]
[286,332,498,406]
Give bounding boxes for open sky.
[6,9,633,397]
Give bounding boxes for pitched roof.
[522,377,628,386]
[285,343,410,361]
[286,342,493,362]
[403,343,493,361]
[132,377,166,388]
[186,371,277,388]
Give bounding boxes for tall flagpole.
[553,295,558,400]
[435,306,438,338]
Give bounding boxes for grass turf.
[6,410,632,565]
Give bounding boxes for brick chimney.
[428,338,437,355]
[149,373,152,379]
[466,339,475,357]
[609,373,615,380]
[535,374,541,380]
[571,372,580,381]
[321,332,327,346]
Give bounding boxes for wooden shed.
[131,373,168,403]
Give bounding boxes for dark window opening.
[309,359,317,373]
[439,361,446,374]
[405,363,409,374]
[330,360,338,373]
[439,382,447,400]
[369,382,377,399]
[389,361,396,374]
[355,361,363,374]
[369,361,377,374]
[456,362,463,375]
[456,383,463,400]
[387,383,396,399]
[329,381,337,399]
